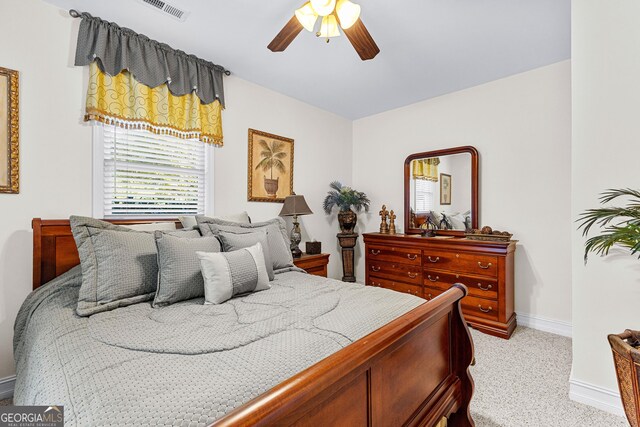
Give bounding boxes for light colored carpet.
[0,327,630,427]
[470,326,628,426]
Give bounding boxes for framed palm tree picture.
[0,67,19,194]
[248,129,294,203]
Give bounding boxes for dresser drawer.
[424,270,498,300]
[368,276,422,298]
[366,245,421,266]
[423,286,445,302]
[368,261,422,285]
[422,250,498,278]
[461,295,499,321]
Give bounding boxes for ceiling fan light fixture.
[319,15,341,38]
[310,0,337,17]
[295,3,319,32]
[336,0,361,30]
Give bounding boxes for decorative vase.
[609,330,640,426]
[263,177,279,198]
[338,209,358,234]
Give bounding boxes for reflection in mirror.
[409,153,472,231]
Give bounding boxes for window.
[414,179,435,212]
[93,124,210,218]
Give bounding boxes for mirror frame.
[404,146,479,236]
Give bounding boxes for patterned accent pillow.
[197,243,271,304]
[196,216,293,269]
[69,216,200,317]
[217,230,274,281]
[153,232,222,307]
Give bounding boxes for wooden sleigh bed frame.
[32,218,476,427]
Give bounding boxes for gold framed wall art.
[440,173,451,205]
[0,67,19,194]
[248,129,294,203]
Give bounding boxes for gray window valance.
[73,11,227,107]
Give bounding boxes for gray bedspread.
[13,267,423,426]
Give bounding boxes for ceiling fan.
[268,0,380,61]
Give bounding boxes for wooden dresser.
[364,233,516,339]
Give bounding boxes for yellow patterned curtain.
[85,62,223,145]
[412,158,440,182]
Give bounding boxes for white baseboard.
[517,312,573,337]
[569,379,625,417]
[0,375,15,400]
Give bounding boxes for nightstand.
[293,253,330,277]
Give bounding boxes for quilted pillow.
[217,230,274,280]
[197,243,271,304]
[69,216,200,316]
[153,232,222,307]
[196,216,293,269]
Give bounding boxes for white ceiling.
[43,0,570,119]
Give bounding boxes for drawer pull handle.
[407,254,418,260]
[371,266,380,272]
[477,283,493,291]
[407,272,418,279]
[428,275,439,282]
[427,256,440,263]
[478,262,493,269]
[371,249,380,255]
[478,305,493,313]
[427,294,433,300]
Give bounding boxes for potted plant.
[255,139,287,198]
[323,181,370,234]
[578,188,640,426]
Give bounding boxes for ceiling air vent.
[138,0,190,22]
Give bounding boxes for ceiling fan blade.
[268,16,304,52]
[343,18,380,61]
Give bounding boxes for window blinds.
[100,125,207,217]
[415,179,435,212]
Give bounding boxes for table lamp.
[279,194,313,258]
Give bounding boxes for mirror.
[404,146,478,235]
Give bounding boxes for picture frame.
[0,67,19,194]
[440,173,451,205]
[247,129,294,203]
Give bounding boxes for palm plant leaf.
[272,159,287,174]
[322,181,370,214]
[578,188,640,262]
[258,139,271,152]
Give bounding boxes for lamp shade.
[279,194,314,217]
[319,15,341,38]
[295,2,319,32]
[336,0,361,29]
[310,0,336,16]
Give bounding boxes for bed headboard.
[32,218,182,290]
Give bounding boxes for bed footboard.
[212,284,475,427]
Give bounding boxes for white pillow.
[122,222,177,232]
[449,214,467,230]
[180,212,250,230]
[197,243,270,304]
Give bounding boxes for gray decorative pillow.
[217,230,274,281]
[153,232,222,307]
[196,216,293,269]
[69,216,199,316]
[197,243,270,304]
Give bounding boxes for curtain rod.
[68,9,232,76]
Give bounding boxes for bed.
[17,218,475,426]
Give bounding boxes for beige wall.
[571,0,640,405]
[352,61,573,327]
[0,0,352,379]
